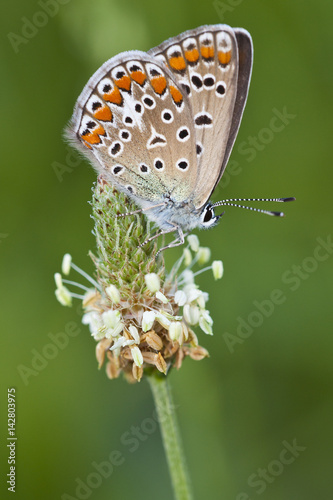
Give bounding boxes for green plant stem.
[148,375,193,500]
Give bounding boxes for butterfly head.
[199,203,224,229]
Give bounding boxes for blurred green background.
[1,0,332,499]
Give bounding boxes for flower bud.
[131,346,143,367]
[169,322,182,342]
[174,290,187,306]
[183,304,200,325]
[128,325,140,344]
[186,288,202,304]
[199,311,213,335]
[110,336,126,351]
[145,273,160,293]
[156,291,168,304]
[102,310,122,329]
[142,311,156,332]
[155,312,171,329]
[105,284,121,304]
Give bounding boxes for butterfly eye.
[200,205,220,228]
[203,208,213,222]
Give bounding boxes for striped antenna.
[211,197,296,217]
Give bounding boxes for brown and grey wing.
[66,50,197,205]
[149,25,252,209]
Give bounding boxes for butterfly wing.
[67,50,197,207]
[215,29,253,187]
[149,24,253,209]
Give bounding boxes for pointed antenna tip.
[280,197,296,202]
[271,211,285,217]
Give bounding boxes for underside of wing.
[66,51,197,205]
[213,28,253,189]
[149,24,253,209]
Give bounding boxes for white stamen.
[54,273,63,289]
[197,247,211,265]
[212,260,224,280]
[62,253,72,275]
[55,286,72,307]
[187,234,200,252]
[62,279,91,292]
[183,248,192,266]
[70,262,101,291]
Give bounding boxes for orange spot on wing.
[95,124,106,135]
[131,70,146,85]
[151,76,167,95]
[201,46,215,59]
[115,75,131,91]
[170,85,183,105]
[83,142,92,150]
[81,124,105,145]
[218,50,231,65]
[103,87,123,106]
[81,133,101,145]
[169,56,186,71]
[184,48,199,63]
[93,105,112,122]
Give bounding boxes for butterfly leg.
[156,226,185,256]
[139,223,184,255]
[116,202,166,218]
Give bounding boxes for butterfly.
[67,24,294,252]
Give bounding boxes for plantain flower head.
[54,176,223,382]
